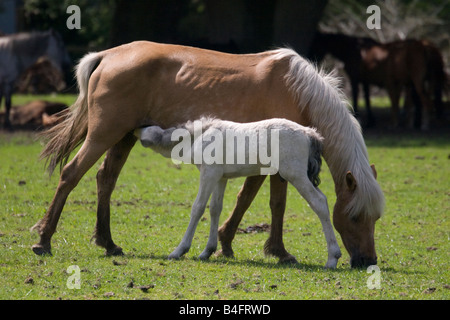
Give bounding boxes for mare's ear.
[371,164,378,179]
[345,171,357,192]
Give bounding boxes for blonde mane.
[272,48,385,219]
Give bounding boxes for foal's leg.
[288,174,341,269]
[264,174,298,264]
[31,140,111,255]
[94,133,137,255]
[199,178,227,260]
[169,171,220,259]
[217,175,266,257]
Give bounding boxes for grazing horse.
[0,30,70,129]
[134,118,342,268]
[32,42,385,268]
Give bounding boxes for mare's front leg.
[217,175,266,257]
[169,170,220,259]
[199,178,227,260]
[264,174,297,264]
[94,133,137,255]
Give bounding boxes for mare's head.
[333,164,385,268]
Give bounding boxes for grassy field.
[0,94,449,300]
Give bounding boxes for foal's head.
[333,165,384,268]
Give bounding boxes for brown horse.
[310,33,447,130]
[360,39,442,130]
[31,42,385,268]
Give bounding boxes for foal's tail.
[40,52,102,175]
[307,130,323,188]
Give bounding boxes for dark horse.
[309,32,380,126]
[309,32,447,129]
[0,30,70,129]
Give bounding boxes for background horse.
[309,32,380,126]
[360,39,445,130]
[32,43,384,268]
[309,32,448,129]
[0,30,70,129]
[135,118,341,268]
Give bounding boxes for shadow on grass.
[105,251,422,275]
[357,105,450,148]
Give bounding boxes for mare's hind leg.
[264,174,298,264]
[288,174,341,269]
[31,140,112,255]
[199,178,227,260]
[217,175,266,258]
[94,133,137,256]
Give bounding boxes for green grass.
[0,94,449,300]
[5,93,77,108]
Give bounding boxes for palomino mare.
[32,42,385,268]
[309,33,447,130]
[0,30,70,129]
[135,118,342,268]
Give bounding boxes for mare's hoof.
[32,243,52,256]
[215,248,234,258]
[278,254,299,265]
[105,246,124,256]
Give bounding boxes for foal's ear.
[371,164,378,179]
[346,171,357,192]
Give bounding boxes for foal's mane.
[272,48,385,219]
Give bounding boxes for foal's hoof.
[105,246,124,256]
[199,248,215,260]
[168,253,181,260]
[32,243,52,256]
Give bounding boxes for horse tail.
[40,52,102,175]
[307,129,324,188]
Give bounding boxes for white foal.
[135,118,341,268]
